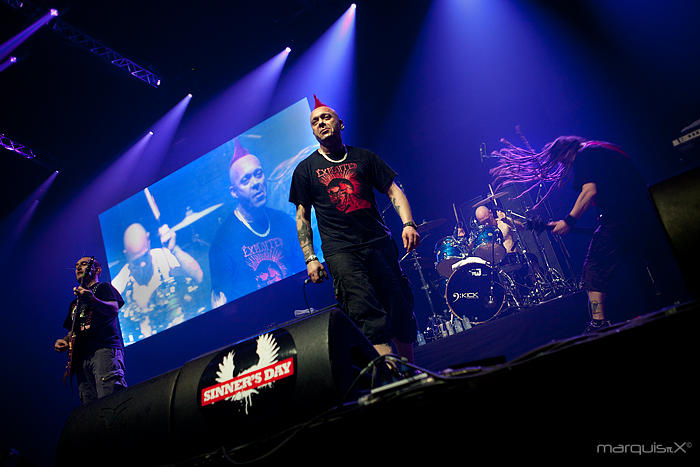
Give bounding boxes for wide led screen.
[99,99,322,345]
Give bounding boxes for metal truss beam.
[2,0,161,88]
[1,132,38,160]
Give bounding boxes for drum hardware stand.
[531,183,580,295]
[499,269,521,310]
[535,184,578,285]
[402,249,444,341]
[501,209,539,305]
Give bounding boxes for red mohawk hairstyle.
[229,138,251,168]
[313,94,327,109]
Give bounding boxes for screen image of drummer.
[98,99,322,345]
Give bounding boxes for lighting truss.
[2,0,161,88]
[1,132,38,159]
[48,19,161,87]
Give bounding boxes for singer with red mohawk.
[289,95,420,365]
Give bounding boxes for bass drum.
[445,263,507,325]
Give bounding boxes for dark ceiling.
[1,0,433,217]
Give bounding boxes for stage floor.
[210,299,699,464]
[414,291,591,371]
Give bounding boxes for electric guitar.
[63,256,95,383]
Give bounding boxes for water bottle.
[462,316,472,330]
[453,317,464,333]
[416,330,426,346]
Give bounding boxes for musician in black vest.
[54,256,127,404]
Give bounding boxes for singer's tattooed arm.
[296,204,316,260]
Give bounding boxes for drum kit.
[402,191,580,343]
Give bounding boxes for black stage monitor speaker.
[56,306,380,466]
[649,166,700,299]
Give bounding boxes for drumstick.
[452,203,459,223]
[144,187,160,222]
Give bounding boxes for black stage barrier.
[56,306,382,466]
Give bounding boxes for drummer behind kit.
[117,191,219,343]
[403,189,580,343]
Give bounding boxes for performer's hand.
[158,224,176,250]
[306,260,327,284]
[54,338,68,352]
[548,220,571,235]
[73,286,95,302]
[402,225,420,252]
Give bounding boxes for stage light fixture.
[285,47,291,53]
[49,8,58,16]
[1,56,18,72]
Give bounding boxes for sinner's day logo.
[315,162,370,213]
[200,333,294,413]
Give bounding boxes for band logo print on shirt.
[240,237,288,288]
[315,162,371,213]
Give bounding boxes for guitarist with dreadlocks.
[54,256,127,404]
[490,135,666,333]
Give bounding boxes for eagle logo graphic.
[214,333,280,414]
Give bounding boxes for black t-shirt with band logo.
[289,146,396,258]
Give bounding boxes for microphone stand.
[486,184,498,309]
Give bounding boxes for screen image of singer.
[99,99,323,345]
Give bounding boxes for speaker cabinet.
[56,306,378,466]
[649,166,700,299]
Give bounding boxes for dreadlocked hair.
[489,135,588,207]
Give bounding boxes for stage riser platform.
[415,292,590,370]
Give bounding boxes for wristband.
[564,215,578,227]
[403,221,418,230]
[305,255,319,264]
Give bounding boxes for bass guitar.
[63,256,95,384]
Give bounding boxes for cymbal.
[471,192,509,208]
[416,218,446,233]
[171,203,224,232]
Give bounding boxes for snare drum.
[470,225,506,263]
[445,262,507,325]
[434,236,468,278]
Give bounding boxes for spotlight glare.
[10,56,17,63]
[187,93,192,98]
[285,47,291,53]
[148,131,154,136]
[156,79,161,86]
[49,8,58,16]
[351,3,356,9]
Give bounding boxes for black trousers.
[325,237,417,345]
